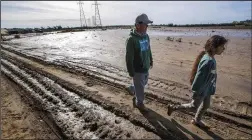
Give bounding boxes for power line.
[77,1,87,27]
[92,0,102,27]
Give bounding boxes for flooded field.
[150,28,252,38]
[2,28,251,100]
[1,27,252,139]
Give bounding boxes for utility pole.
[92,0,102,27]
[77,1,87,28]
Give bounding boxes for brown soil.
[1,47,251,139]
[1,27,251,139]
[1,74,60,139]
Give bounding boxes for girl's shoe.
[191,119,210,129]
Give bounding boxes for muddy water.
[3,29,251,66]
[2,29,250,72]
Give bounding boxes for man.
[125,13,153,111]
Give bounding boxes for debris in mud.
[189,42,193,44]
[115,119,121,124]
[194,42,200,45]
[176,38,182,42]
[166,36,174,41]
[86,82,94,87]
[14,34,20,39]
[180,61,183,67]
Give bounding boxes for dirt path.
[1,74,59,139]
[1,48,252,139]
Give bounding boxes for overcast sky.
[1,1,251,28]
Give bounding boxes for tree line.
[3,19,251,35]
[155,20,252,27]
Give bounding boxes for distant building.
[87,18,91,27]
[92,16,95,26]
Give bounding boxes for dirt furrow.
[1,60,161,139]
[1,47,252,139]
[2,45,252,120]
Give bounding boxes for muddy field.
[1,27,251,139]
[1,74,60,139]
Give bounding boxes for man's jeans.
[128,72,149,105]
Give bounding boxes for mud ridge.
[1,58,182,139]
[2,50,252,139]
[2,51,252,138]
[2,46,252,124]
[3,43,252,119]
[1,65,162,139]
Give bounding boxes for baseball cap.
[135,13,153,24]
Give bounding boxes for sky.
[1,1,251,28]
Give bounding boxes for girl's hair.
[189,35,228,85]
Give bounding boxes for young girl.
[167,35,228,128]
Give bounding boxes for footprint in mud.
[115,119,121,124]
[86,82,94,87]
[236,102,252,115]
[212,95,219,100]
[222,96,234,102]
[168,86,176,91]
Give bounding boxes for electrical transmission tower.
[92,0,102,27]
[77,1,87,27]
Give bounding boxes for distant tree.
[40,27,45,31]
[46,26,53,32]
[57,25,62,30]
[168,23,173,27]
[232,21,239,24]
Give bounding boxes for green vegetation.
[155,20,252,27]
[2,19,251,35]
